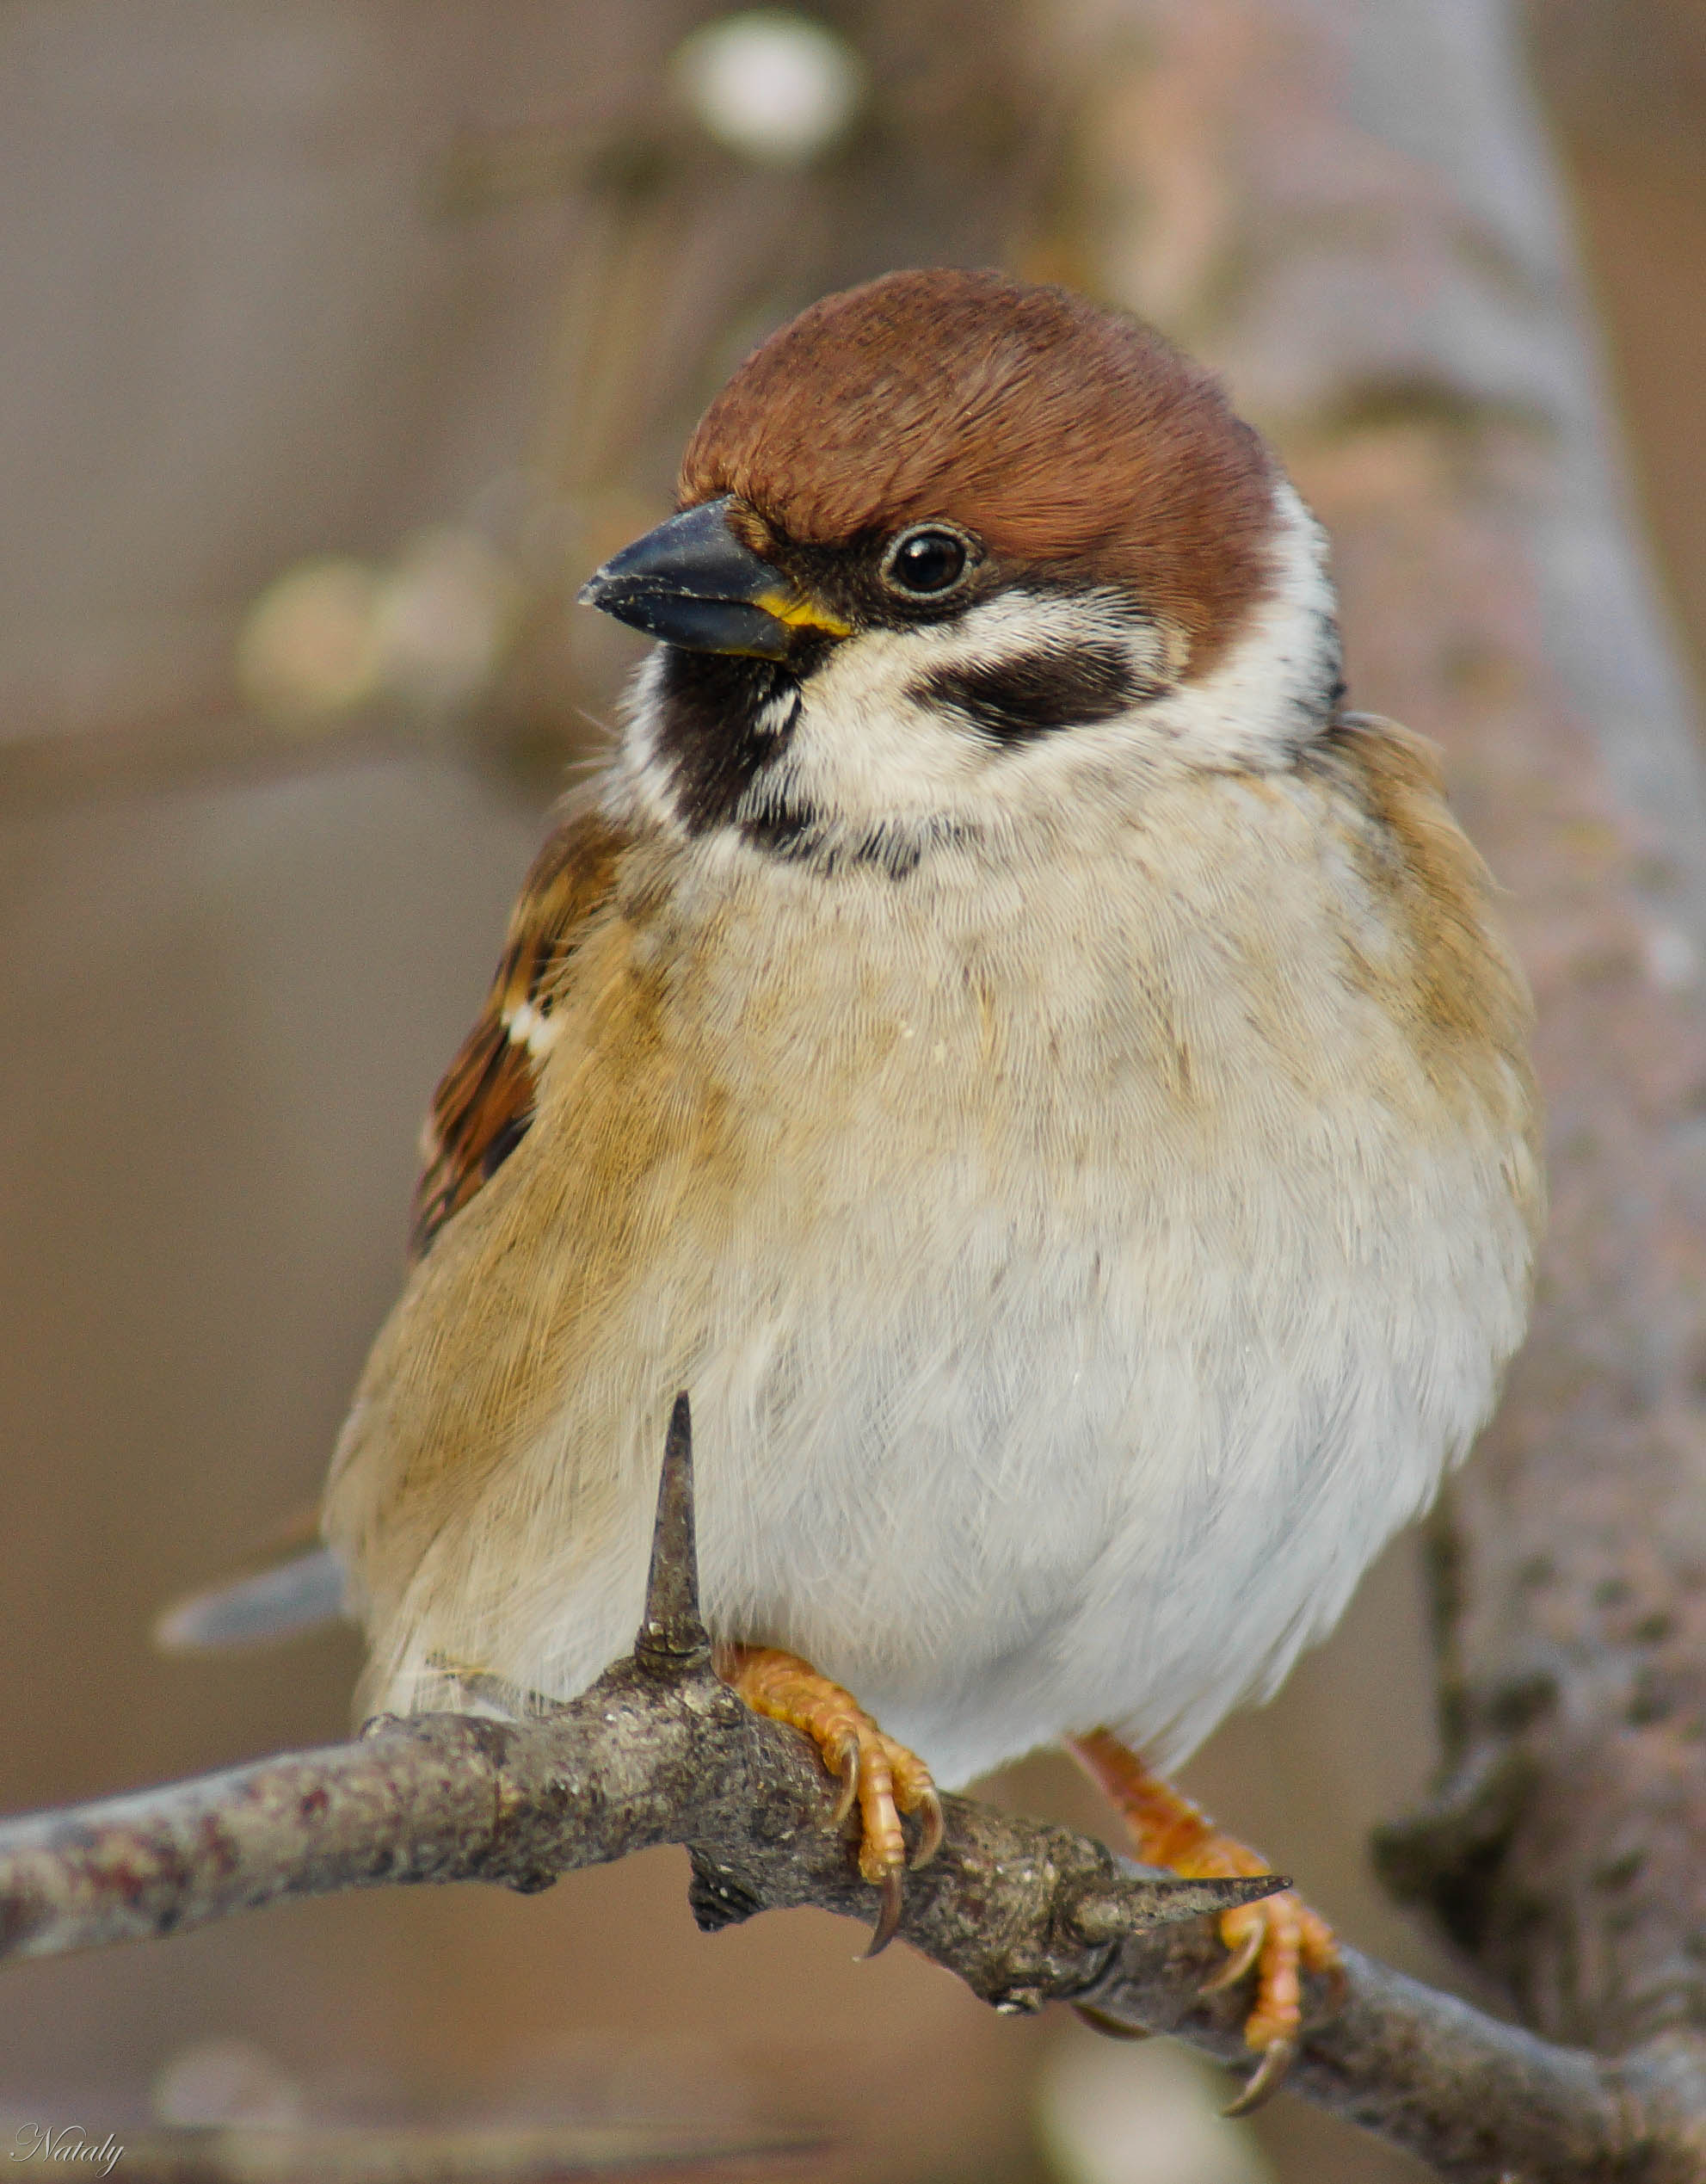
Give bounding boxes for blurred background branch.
[3,3,1705,2179]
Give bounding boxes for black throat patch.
[651,650,803,835]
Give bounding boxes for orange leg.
[1068,1729,1341,2111]
[718,1644,943,1953]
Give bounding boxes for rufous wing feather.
[410,804,624,1258]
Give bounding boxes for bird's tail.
[154,1515,347,1653]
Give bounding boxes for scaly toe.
[1298,1902,1344,1987]
[883,1733,945,1867]
[718,1645,939,1952]
[1062,1733,1333,2091]
[1221,2036,1296,2118]
[853,1741,907,1885]
[1207,1887,1321,2058]
[1199,1916,1265,1995]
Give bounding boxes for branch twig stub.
[634,1391,710,1672]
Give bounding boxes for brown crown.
[678,268,1278,676]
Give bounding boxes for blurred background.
[0,3,1701,2178]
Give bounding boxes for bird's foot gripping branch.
[0,1400,1697,2182]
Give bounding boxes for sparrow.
[171,268,1543,2106]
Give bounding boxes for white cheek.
[1140,479,1341,769]
[769,589,1173,826]
[783,639,985,813]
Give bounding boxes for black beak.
[577,497,849,660]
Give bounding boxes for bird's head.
[582,268,1342,874]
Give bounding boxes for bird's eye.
[882,525,973,600]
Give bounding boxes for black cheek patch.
[921,642,1161,745]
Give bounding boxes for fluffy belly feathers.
[331,768,1539,1786]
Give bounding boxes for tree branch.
[4,1402,1704,2181]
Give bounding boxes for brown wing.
[410,804,624,1259]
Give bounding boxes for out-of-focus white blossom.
[672,12,866,167]
[154,2037,306,2129]
[1033,2029,1273,2184]
[372,527,522,708]
[237,527,520,727]
[237,557,384,725]
[1644,920,1700,990]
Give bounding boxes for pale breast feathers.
[410,806,625,1258]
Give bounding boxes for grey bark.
[4,1408,1706,2181]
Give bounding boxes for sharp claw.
[863,1866,903,1958]
[1200,1919,1266,1995]
[909,1786,945,1869]
[829,1737,860,1828]
[1221,2036,1296,2118]
[1071,2002,1154,2040]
